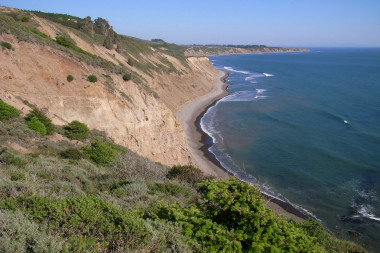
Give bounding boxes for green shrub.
[123,73,132,81]
[0,99,20,120]
[59,148,86,160]
[26,116,47,136]
[32,29,50,39]
[149,182,190,197]
[146,178,325,252]
[10,172,26,181]
[21,16,29,22]
[63,120,90,140]
[55,36,94,57]
[127,58,133,66]
[25,108,54,134]
[67,75,74,82]
[87,75,97,82]
[3,195,152,251]
[55,36,75,48]
[298,219,367,252]
[0,41,12,50]
[167,165,209,184]
[82,139,118,166]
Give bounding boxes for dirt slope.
[0,14,220,167]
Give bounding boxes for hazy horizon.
[2,0,380,47]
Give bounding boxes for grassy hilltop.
[0,7,366,253]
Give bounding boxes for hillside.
[0,101,366,252]
[0,6,220,168]
[184,45,309,57]
[0,6,367,252]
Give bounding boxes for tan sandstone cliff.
[0,14,220,167]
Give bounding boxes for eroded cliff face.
[0,31,220,166]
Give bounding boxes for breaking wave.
[220,91,268,102]
[224,66,250,74]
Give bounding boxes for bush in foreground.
[2,195,151,252]
[0,210,64,252]
[63,120,90,140]
[0,99,20,120]
[146,178,367,253]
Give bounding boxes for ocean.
[202,48,380,250]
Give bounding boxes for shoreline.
[176,69,309,221]
[176,71,230,178]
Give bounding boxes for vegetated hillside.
[0,6,220,167]
[184,44,310,57]
[0,100,366,252]
[0,7,367,253]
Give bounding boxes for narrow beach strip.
[176,71,230,178]
[176,69,308,221]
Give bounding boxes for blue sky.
[2,0,380,47]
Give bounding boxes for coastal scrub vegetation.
[26,116,47,136]
[0,110,367,252]
[87,75,98,82]
[0,41,12,50]
[123,73,132,81]
[0,99,20,120]
[67,74,74,82]
[25,107,55,135]
[63,120,90,140]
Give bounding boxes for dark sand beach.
[176,70,308,221]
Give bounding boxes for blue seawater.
[203,48,380,250]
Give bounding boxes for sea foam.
[224,66,250,74]
[256,89,266,94]
[222,91,264,102]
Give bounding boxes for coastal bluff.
[0,7,305,169]
[0,7,222,167]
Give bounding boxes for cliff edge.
[0,7,220,167]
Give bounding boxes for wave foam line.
[199,104,316,221]
[224,66,250,74]
[358,206,380,222]
[263,73,274,77]
[245,73,265,80]
[256,89,266,94]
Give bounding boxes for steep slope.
[0,8,220,167]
